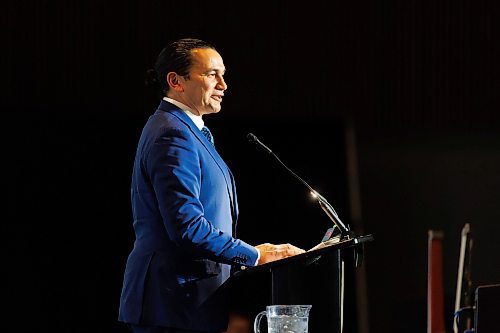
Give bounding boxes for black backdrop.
[3,1,499,333]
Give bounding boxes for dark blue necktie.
[201,126,215,146]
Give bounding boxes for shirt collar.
[163,97,204,130]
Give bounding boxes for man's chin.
[205,107,221,115]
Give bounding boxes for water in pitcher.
[268,315,308,333]
[254,305,312,333]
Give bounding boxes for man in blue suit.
[118,38,305,333]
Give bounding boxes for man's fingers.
[255,243,306,266]
[263,244,305,256]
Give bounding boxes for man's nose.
[217,76,227,90]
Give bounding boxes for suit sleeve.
[146,126,258,266]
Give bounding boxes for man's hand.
[255,243,306,265]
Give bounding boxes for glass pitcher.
[254,304,312,333]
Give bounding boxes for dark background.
[3,1,499,332]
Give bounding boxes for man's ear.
[166,72,184,92]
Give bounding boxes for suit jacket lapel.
[157,101,238,223]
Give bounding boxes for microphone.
[247,133,272,154]
[247,132,353,240]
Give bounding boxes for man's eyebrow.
[204,68,226,74]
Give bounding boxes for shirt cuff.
[254,247,261,266]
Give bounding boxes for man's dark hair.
[149,38,216,95]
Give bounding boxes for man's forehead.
[190,49,225,70]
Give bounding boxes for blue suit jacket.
[118,100,258,331]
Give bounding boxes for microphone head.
[247,133,258,143]
[247,132,273,154]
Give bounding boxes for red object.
[428,230,446,333]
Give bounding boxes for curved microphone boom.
[247,133,353,240]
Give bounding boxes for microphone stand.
[247,133,354,241]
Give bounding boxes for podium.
[227,234,374,333]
